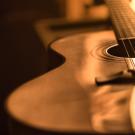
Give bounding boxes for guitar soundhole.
[107,45,129,58]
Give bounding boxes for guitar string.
[106,0,135,70]
[110,12,131,69]
[109,1,135,70]
[118,0,135,70]
[120,16,135,69]
[106,0,130,69]
[106,0,135,69]
[117,3,135,59]
[113,7,135,70]
[117,2,135,69]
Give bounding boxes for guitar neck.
[105,0,135,39]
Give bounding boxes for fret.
[105,0,135,39]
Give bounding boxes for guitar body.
[7,31,133,134]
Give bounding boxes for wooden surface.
[6,31,133,134]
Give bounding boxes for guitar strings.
[116,5,135,69]
[116,24,134,70]
[109,2,135,70]
[108,2,130,68]
[106,0,135,70]
[110,14,131,69]
[117,5,135,58]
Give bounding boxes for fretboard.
[105,0,135,39]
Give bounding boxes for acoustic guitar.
[6,0,135,134]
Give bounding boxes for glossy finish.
[6,31,133,134]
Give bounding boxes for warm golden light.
[130,0,135,12]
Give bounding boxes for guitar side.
[6,31,133,134]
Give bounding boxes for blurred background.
[0,0,110,134]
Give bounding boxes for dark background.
[0,0,62,134]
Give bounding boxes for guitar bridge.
[95,70,135,86]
